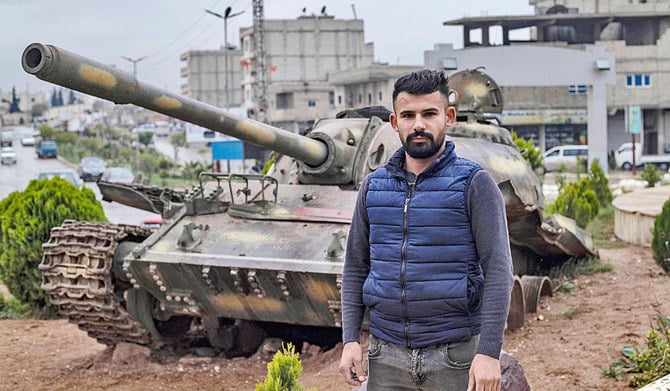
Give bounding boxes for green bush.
[510,131,543,173]
[652,199,670,273]
[256,343,310,391]
[547,178,600,228]
[604,314,670,387]
[0,178,107,310]
[587,159,613,207]
[0,293,30,319]
[641,163,662,188]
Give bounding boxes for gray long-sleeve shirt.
[341,169,514,359]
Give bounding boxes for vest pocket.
[467,274,484,312]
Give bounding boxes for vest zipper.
[401,181,415,346]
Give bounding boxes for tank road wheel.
[126,288,193,346]
[202,316,267,358]
[506,276,525,331]
[520,275,553,313]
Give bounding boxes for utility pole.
[253,0,268,120]
[122,55,147,173]
[206,7,244,110]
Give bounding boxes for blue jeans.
[366,334,479,391]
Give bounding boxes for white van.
[541,145,588,173]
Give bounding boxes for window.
[307,100,316,107]
[329,92,335,106]
[358,94,362,104]
[379,92,382,101]
[338,95,342,104]
[276,93,294,109]
[568,85,587,95]
[368,93,372,105]
[626,74,651,88]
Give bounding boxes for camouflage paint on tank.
[79,64,117,88]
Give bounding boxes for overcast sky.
[3,0,534,96]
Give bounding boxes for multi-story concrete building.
[329,65,422,114]
[442,0,670,157]
[239,15,374,132]
[180,48,244,110]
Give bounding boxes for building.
[239,15,374,131]
[180,48,244,110]
[442,0,670,157]
[329,65,422,114]
[0,89,48,126]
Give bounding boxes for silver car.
[0,146,17,165]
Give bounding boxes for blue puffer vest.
[363,141,484,348]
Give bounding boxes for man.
[338,69,514,391]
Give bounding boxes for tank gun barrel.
[21,43,328,167]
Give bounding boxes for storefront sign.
[498,109,587,126]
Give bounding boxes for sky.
[2,0,534,96]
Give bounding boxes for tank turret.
[23,43,594,356]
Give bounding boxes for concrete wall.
[180,49,243,109]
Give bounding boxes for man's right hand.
[339,341,367,386]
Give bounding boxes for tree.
[138,131,154,147]
[50,88,58,107]
[510,130,543,173]
[652,199,670,273]
[0,178,107,310]
[68,90,77,105]
[8,87,21,113]
[256,343,310,391]
[547,177,600,228]
[31,103,46,118]
[170,132,187,162]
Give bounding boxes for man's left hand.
[467,353,501,391]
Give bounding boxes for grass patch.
[586,206,629,249]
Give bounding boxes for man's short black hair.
[392,69,450,109]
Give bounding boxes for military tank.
[22,43,594,356]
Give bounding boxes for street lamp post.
[206,7,244,110]
[121,55,147,172]
[121,55,147,78]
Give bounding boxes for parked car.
[541,145,589,173]
[101,167,135,184]
[614,142,670,171]
[1,131,12,147]
[77,156,106,182]
[0,146,17,165]
[36,140,58,159]
[37,169,82,187]
[20,132,36,147]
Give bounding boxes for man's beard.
[402,130,445,159]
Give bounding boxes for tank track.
[39,220,153,347]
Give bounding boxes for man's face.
[390,91,455,160]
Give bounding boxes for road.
[0,126,154,225]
